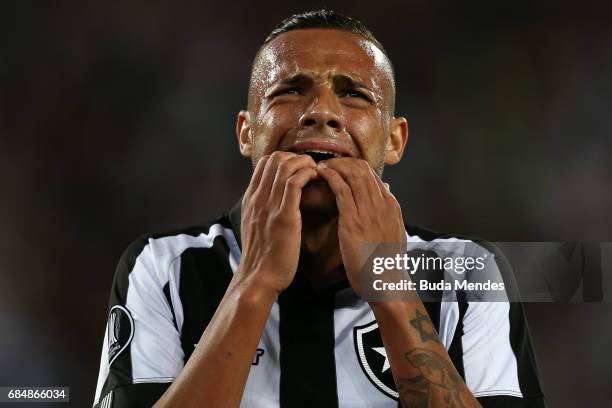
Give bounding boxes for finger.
[244,155,270,198]
[377,178,403,221]
[324,158,383,205]
[270,154,317,205]
[257,151,296,197]
[316,164,358,216]
[366,165,387,200]
[378,177,399,205]
[279,167,319,211]
[381,181,398,203]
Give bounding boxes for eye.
[274,87,302,97]
[342,89,372,102]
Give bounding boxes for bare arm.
[318,158,481,408]
[372,301,481,408]
[154,278,275,407]
[154,152,318,407]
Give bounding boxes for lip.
[288,140,353,157]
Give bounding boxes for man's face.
[238,28,406,214]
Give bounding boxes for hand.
[317,158,406,298]
[237,151,318,296]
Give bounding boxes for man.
[93,10,545,408]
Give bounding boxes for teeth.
[303,150,341,158]
[297,150,341,163]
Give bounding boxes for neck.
[299,211,345,290]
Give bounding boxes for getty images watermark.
[360,242,611,303]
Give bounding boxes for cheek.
[344,111,387,161]
[253,105,302,156]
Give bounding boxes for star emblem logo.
[372,347,390,373]
[353,321,398,400]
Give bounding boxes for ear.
[384,116,409,165]
[236,110,252,158]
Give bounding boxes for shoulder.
[405,223,507,260]
[120,214,237,264]
[106,212,241,310]
[406,223,491,245]
[405,223,518,297]
[112,214,240,289]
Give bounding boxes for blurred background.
[1,1,611,406]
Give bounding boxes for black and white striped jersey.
[93,201,546,408]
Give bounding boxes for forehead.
[254,28,393,92]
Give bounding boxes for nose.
[298,92,343,132]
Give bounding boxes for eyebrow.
[332,74,372,91]
[273,72,372,91]
[277,73,313,86]
[263,73,312,98]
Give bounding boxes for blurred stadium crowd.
[1,1,611,406]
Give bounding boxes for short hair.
[249,10,396,111]
[264,9,391,63]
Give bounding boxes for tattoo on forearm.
[410,309,438,343]
[397,375,429,408]
[398,348,466,408]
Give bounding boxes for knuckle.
[267,156,279,168]
[340,186,352,196]
[277,160,292,174]
[271,150,292,161]
[250,191,262,204]
[301,154,316,165]
[356,159,369,169]
[286,176,300,189]
[273,210,292,226]
[258,155,272,167]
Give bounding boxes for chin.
[299,179,338,217]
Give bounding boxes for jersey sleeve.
[93,236,184,408]
[460,242,546,407]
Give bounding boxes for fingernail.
[318,161,328,168]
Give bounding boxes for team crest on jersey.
[353,321,398,400]
[107,305,134,366]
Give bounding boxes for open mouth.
[301,150,342,162]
